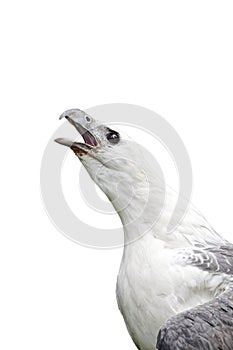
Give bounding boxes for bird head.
[55,109,164,236]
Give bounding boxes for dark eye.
[85,115,91,122]
[106,131,120,144]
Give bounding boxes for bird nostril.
[65,116,69,119]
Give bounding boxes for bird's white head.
[55,109,165,242]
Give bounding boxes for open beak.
[54,109,98,152]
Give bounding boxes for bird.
[55,108,233,350]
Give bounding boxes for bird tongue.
[82,130,98,147]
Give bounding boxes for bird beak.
[54,109,98,152]
[54,138,76,147]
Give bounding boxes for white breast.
[116,233,222,350]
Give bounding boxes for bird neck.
[111,181,165,244]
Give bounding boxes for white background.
[1,1,233,349]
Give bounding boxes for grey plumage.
[157,286,233,349]
[157,244,233,349]
[176,244,233,275]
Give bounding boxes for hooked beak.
[54,109,98,153]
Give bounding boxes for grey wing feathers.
[157,243,233,349]
[177,244,233,275]
[156,286,233,350]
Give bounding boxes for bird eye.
[85,115,91,122]
[106,131,120,144]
